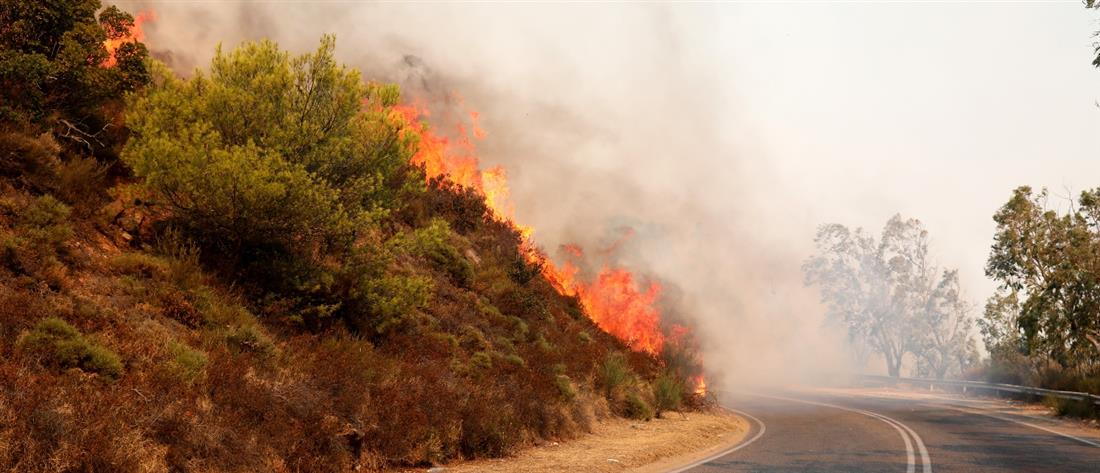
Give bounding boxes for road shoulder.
[435,408,748,473]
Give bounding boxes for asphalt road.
[681,388,1100,473]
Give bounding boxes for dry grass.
[437,409,747,473]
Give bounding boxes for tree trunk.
[885,350,901,377]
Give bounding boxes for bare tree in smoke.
[804,215,977,378]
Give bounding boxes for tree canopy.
[0,1,148,141]
[804,215,977,378]
[123,36,422,262]
[984,186,1100,373]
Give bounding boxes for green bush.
[1043,395,1098,419]
[652,372,685,417]
[392,219,473,287]
[1,195,73,287]
[470,351,493,371]
[554,375,577,402]
[164,341,207,385]
[356,274,433,334]
[225,324,276,358]
[624,391,654,421]
[122,36,420,264]
[597,352,632,399]
[17,317,122,378]
[108,252,168,278]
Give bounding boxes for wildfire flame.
[101,11,154,68]
[692,376,707,396]
[104,6,708,398]
[390,100,690,359]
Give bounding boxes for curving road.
[679,387,1100,473]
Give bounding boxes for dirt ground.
[426,409,748,473]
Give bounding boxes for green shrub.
[458,325,491,351]
[354,274,433,335]
[624,391,654,421]
[577,331,593,344]
[554,375,577,402]
[393,219,473,287]
[122,36,419,267]
[470,351,493,371]
[164,341,207,385]
[108,252,168,278]
[597,352,632,399]
[535,334,553,353]
[17,317,122,378]
[509,316,529,341]
[225,324,275,358]
[1043,395,1098,419]
[652,372,685,417]
[497,352,525,368]
[1,195,73,287]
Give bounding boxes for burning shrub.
[17,317,123,379]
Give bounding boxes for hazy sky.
[121,1,1100,379]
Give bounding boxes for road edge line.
[663,408,768,473]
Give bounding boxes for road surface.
[680,387,1100,473]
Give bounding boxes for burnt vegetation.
[0,2,707,471]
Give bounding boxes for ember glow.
[101,11,154,68]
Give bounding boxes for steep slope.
[0,3,705,472]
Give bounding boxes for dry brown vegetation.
[0,2,707,471]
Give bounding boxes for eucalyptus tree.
[985,187,1100,373]
[805,215,977,377]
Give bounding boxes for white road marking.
[918,394,1100,449]
[665,408,767,473]
[755,393,932,473]
[839,389,1100,449]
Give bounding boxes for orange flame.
[101,11,154,68]
[692,376,707,396]
[391,98,690,358]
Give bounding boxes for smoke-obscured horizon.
[111,1,1100,388]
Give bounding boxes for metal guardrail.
[858,374,1100,406]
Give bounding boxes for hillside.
[0,2,706,471]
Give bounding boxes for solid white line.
[757,394,932,473]
[664,407,768,473]
[861,407,932,473]
[844,390,1100,449]
[920,395,1100,449]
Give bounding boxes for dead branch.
[57,119,110,152]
